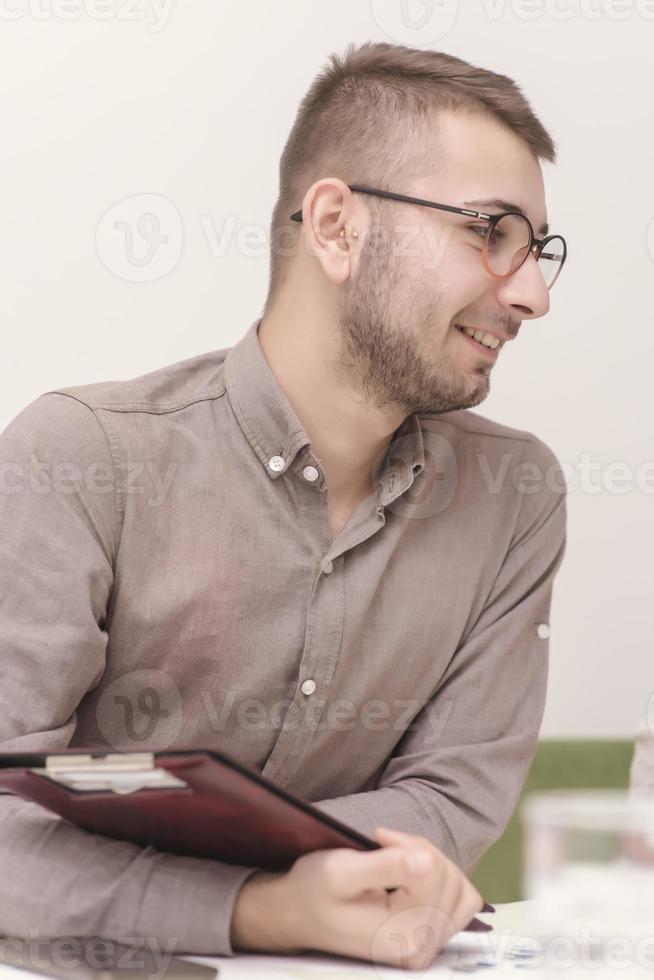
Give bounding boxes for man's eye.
[468,224,507,243]
[468,225,488,239]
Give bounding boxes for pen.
[464,903,495,932]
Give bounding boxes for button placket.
[259,556,345,785]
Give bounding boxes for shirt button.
[301,679,316,696]
[302,465,320,482]
[268,455,285,473]
[536,622,550,639]
[322,559,333,574]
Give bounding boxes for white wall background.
[1,0,652,737]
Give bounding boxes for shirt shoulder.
[419,409,567,548]
[44,346,231,415]
[419,407,562,469]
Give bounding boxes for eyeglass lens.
[486,213,564,288]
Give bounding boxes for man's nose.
[494,251,551,320]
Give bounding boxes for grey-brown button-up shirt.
[0,318,566,956]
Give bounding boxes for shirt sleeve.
[312,440,567,872]
[0,393,260,956]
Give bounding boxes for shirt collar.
[223,318,425,498]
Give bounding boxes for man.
[0,41,567,971]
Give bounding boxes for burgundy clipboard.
[0,748,381,870]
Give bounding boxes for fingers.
[319,844,420,900]
[374,826,460,928]
[373,825,483,940]
[321,828,482,938]
[459,877,485,926]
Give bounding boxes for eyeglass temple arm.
[289,184,491,223]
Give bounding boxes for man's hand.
[230,825,483,971]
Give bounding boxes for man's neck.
[257,311,405,505]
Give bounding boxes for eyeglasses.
[290,183,567,290]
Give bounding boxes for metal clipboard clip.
[29,753,188,795]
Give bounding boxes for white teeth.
[459,326,500,350]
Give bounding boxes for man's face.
[338,109,552,416]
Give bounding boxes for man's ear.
[299,178,364,286]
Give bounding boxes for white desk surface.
[1,902,652,980]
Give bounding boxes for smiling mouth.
[455,324,501,357]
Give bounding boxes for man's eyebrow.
[463,198,549,238]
